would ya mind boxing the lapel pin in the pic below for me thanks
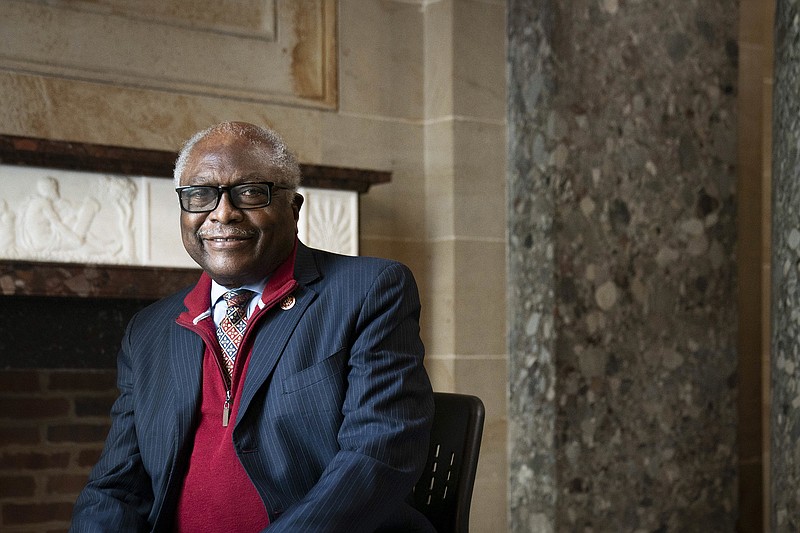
[280,295,296,310]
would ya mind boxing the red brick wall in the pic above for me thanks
[0,369,116,533]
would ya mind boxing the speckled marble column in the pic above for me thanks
[507,1,738,531]
[507,2,558,528]
[771,1,800,531]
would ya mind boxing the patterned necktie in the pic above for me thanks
[216,289,254,379]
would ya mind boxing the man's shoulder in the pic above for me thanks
[301,241,400,267]
[133,283,195,323]
[301,247,419,301]
[306,246,410,277]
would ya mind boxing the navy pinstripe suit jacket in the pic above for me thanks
[70,242,435,532]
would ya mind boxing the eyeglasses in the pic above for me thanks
[175,182,291,213]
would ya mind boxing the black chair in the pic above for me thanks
[411,392,485,533]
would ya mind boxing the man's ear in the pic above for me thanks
[292,193,304,221]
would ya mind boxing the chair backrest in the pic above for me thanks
[411,392,485,533]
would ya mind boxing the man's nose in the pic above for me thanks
[209,190,243,223]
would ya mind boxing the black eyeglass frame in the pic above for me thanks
[175,181,294,213]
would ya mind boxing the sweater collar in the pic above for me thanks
[179,239,302,325]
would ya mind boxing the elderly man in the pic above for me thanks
[70,122,435,532]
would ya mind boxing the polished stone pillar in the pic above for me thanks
[507,1,738,531]
[507,2,558,528]
[771,1,800,531]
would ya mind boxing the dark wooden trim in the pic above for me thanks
[0,135,176,178]
[0,260,201,300]
[300,163,391,193]
[0,134,391,193]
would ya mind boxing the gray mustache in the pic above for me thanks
[197,227,256,239]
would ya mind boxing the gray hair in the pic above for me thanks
[173,122,302,189]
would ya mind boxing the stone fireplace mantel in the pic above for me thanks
[0,134,391,368]
[0,134,391,275]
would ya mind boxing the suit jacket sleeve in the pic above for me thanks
[267,261,434,532]
[69,316,154,532]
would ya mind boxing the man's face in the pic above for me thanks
[179,132,300,288]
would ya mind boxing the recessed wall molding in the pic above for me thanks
[0,0,338,108]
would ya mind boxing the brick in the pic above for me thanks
[47,424,109,444]
[0,452,70,470]
[0,398,70,419]
[0,475,36,498]
[74,395,116,418]
[3,501,74,525]
[46,473,88,495]
[0,425,41,446]
[76,449,102,468]
[48,371,116,393]
[0,371,41,394]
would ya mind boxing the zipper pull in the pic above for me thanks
[222,389,231,427]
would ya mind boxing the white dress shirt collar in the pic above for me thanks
[210,278,268,327]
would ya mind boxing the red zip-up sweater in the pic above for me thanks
[173,247,298,532]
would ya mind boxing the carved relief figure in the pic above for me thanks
[16,177,101,255]
[100,175,136,258]
[0,199,16,255]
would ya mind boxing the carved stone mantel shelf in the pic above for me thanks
[0,135,391,289]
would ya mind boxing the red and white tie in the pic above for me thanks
[216,289,254,379]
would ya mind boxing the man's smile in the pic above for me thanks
[203,235,253,249]
[206,236,248,241]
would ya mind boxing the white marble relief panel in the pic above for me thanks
[0,167,131,263]
[145,178,196,268]
[0,165,359,267]
[0,0,337,108]
[0,165,145,265]
[298,187,358,256]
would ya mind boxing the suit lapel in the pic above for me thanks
[235,243,320,425]
[235,286,316,424]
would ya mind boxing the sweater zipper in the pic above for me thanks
[178,279,298,428]
[222,388,232,427]
[199,327,233,428]
[183,315,244,428]
[211,346,233,427]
